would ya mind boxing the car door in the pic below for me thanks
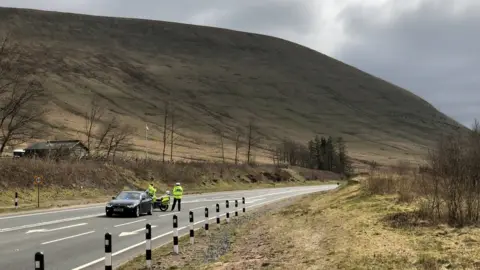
[140,193,150,213]
[139,194,147,213]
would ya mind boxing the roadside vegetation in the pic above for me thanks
[116,120,480,269]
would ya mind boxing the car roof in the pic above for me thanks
[120,191,144,194]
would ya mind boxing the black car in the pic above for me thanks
[106,191,153,217]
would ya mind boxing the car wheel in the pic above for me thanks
[147,204,153,215]
[106,211,113,217]
[134,206,140,217]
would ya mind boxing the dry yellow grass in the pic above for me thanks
[198,182,480,270]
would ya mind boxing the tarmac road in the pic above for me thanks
[0,185,337,270]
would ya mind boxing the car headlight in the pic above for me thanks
[106,203,112,207]
[127,204,138,208]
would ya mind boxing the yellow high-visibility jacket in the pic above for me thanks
[172,186,183,199]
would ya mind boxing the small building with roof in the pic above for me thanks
[23,140,89,159]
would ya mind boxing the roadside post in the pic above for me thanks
[34,176,42,208]
[226,200,230,223]
[34,252,44,270]
[105,233,112,270]
[173,215,179,254]
[242,197,246,213]
[204,207,209,235]
[189,211,194,244]
[146,224,152,269]
[15,192,18,209]
[235,200,238,217]
[216,203,220,225]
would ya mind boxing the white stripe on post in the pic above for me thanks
[34,251,44,270]
[173,215,179,254]
[226,200,230,223]
[189,211,194,244]
[146,224,152,268]
[204,207,209,235]
[216,203,220,225]
[105,233,112,270]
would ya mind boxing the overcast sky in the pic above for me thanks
[0,0,478,126]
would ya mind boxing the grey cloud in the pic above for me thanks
[205,0,316,35]
[337,0,480,126]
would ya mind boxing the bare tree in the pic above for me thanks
[96,116,118,155]
[234,127,243,165]
[213,126,226,164]
[162,100,169,163]
[0,36,47,154]
[246,118,261,164]
[110,124,135,163]
[270,146,281,167]
[168,105,184,162]
[84,97,104,153]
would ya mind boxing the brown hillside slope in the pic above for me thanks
[0,7,464,164]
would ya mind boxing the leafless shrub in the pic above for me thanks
[0,35,48,154]
[418,121,480,226]
[364,119,480,227]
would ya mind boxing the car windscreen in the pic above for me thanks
[115,192,141,200]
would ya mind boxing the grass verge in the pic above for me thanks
[181,180,480,270]
[116,192,316,270]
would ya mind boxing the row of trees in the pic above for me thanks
[272,135,353,176]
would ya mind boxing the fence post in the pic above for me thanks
[235,200,238,217]
[34,252,44,270]
[105,233,112,270]
[204,207,209,235]
[173,215,179,254]
[242,197,245,213]
[189,211,194,244]
[15,192,18,209]
[146,224,152,269]
[216,203,220,225]
[226,200,230,223]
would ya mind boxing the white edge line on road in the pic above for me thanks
[113,219,147,228]
[41,231,95,245]
[0,205,105,220]
[0,213,104,233]
[71,187,336,270]
[26,222,88,234]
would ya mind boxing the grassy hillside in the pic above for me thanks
[0,7,464,165]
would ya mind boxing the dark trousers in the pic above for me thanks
[171,198,181,211]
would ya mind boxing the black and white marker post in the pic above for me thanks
[15,192,18,209]
[173,215,179,254]
[216,203,220,225]
[189,211,194,244]
[226,200,230,223]
[146,224,152,269]
[242,197,246,213]
[235,199,238,217]
[105,233,112,270]
[34,252,44,270]
[204,207,209,235]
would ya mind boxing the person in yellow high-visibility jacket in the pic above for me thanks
[171,182,183,211]
[147,183,157,203]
